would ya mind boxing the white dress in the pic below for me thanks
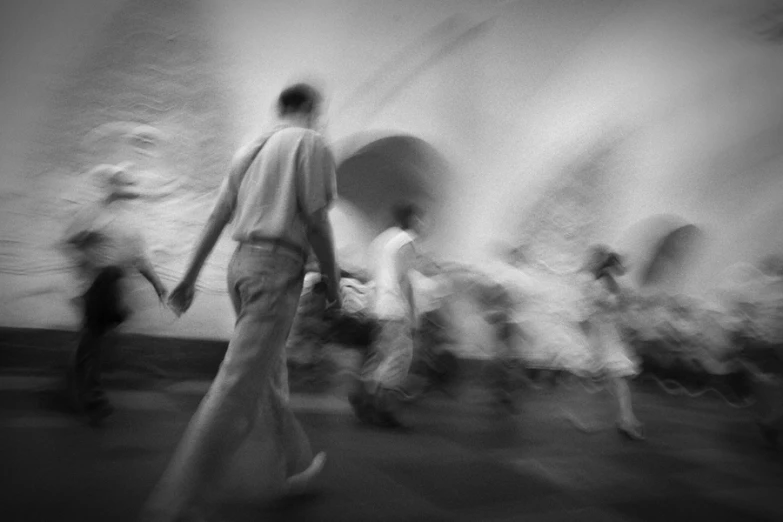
[490,262,638,377]
[581,277,640,377]
[479,261,590,372]
[518,270,596,374]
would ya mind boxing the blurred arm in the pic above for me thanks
[305,208,341,304]
[299,134,341,305]
[397,242,417,325]
[179,140,263,285]
[137,256,167,299]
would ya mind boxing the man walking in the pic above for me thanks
[141,83,341,521]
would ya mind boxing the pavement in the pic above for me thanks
[2,368,783,522]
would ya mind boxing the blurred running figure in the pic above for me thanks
[738,255,783,448]
[141,83,341,521]
[350,203,425,429]
[582,245,644,440]
[62,164,167,424]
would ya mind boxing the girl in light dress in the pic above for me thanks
[579,246,644,440]
[498,245,644,440]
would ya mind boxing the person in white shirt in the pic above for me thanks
[350,203,425,429]
[62,165,167,423]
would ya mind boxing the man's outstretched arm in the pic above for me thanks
[138,256,168,301]
[299,133,341,308]
[180,212,231,285]
[397,242,417,325]
[305,207,341,307]
[168,141,261,313]
[168,202,232,315]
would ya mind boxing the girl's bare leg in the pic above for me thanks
[611,376,644,439]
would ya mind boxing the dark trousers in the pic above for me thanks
[71,330,108,410]
[70,266,127,411]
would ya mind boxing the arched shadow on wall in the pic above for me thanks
[334,132,450,240]
[617,214,704,292]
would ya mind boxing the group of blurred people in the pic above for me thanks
[472,246,783,446]
[329,228,783,449]
[60,81,783,522]
[279,205,649,439]
[722,256,783,447]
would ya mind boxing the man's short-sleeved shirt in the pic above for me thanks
[215,125,337,253]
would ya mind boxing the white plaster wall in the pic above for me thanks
[1,0,782,340]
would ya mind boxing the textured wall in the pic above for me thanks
[0,0,238,336]
[2,0,783,341]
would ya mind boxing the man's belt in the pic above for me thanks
[241,237,308,261]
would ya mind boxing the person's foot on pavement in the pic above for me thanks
[349,392,375,425]
[86,399,115,426]
[66,375,84,414]
[373,408,410,431]
[284,451,327,496]
[617,419,645,441]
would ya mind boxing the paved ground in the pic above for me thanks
[1,373,782,522]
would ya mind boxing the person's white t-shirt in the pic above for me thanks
[370,227,415,320]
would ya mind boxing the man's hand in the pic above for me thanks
[326,290,343,315]
[322,275,343,315]
[168,280,196,317]
[155,284,169,304]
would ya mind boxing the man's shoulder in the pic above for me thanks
[374,227,400,243]
[375,227,414,251]
[233,126,313,161]
[391,228,415,245]
[272,126,322,142]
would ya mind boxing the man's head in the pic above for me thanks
[277,83,323,128]
[392,202,425,234]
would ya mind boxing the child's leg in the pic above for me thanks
[612,377,637,425]
[611,375,644,440]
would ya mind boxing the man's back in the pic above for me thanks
[228,126,336,255]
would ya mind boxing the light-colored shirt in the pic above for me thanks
[213,125,337,254]
[63,201,148,291]
[370,227,416,320]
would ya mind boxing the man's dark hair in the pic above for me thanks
[392,203,421,230]
[277,83,321,116]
